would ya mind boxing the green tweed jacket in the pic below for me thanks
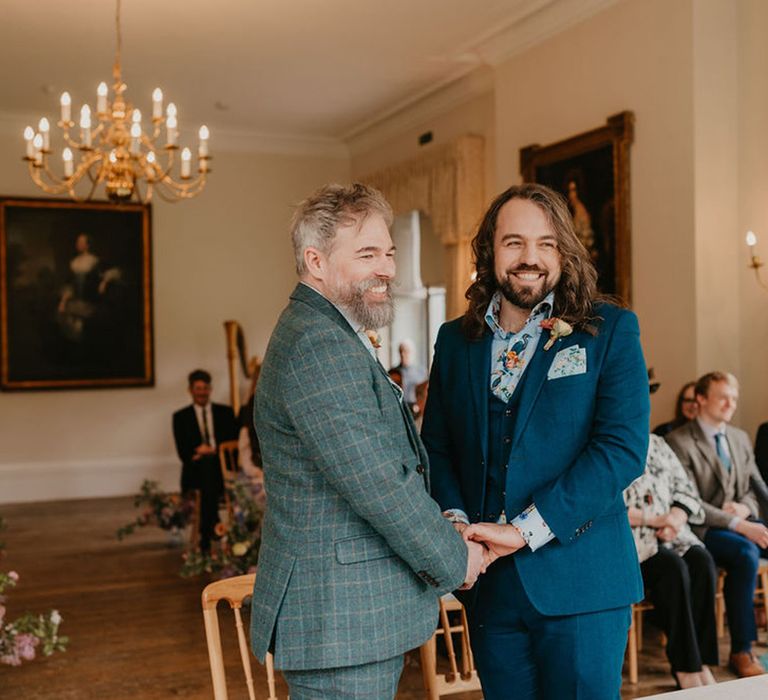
[250,283,467,671]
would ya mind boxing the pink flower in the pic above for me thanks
[8,571,19,582]
[15,633,39,661]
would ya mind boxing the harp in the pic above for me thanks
[223,320,260,416]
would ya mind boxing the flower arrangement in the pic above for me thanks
[180,476,266,580]
[0,518,68,666]
[116,480,195,540]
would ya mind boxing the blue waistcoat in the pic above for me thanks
[485,373,527,521]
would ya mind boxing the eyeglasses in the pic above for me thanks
[681,398,697,404]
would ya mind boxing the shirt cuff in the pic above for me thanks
[511,503,555,552]
[727,516,742,531]
[442,509,470,525]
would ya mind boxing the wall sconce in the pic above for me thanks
[746,230,767,290]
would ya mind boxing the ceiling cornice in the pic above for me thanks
[343,0,622,152]
[345,67,494,158]
[476,0,623,66]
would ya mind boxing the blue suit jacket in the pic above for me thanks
[422,302,649,615]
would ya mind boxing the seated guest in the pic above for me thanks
[667,371,768,678]
[625,434,718,688]
[390,339,426,412]
[172,369,238,551]
[237,366,264,481]
[755,421,768,484]
[654,381,697,437]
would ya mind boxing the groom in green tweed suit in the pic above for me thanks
[250,184,485,699]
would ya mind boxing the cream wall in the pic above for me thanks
[737,0,768,439]
[0,129,349,503]
[348,0,767,435]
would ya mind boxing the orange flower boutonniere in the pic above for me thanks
[540,317,573,351]
[365,329,382,349]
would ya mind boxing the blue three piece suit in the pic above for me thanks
[422,302,650,699]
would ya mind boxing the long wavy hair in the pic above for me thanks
[463,183,610,340]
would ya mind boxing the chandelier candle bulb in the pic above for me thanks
[38,118,50,151]
[166,102,177,119]
[80,105,92,147]
[33,133,43,164]
[62,147,73,177]
[97,82,108,114]
[60,91,71,123]
[166,114,178,146]
[746,230,757,251]
[152,88,163,120]
[180,147,191,178]
[132,109,142,123]
[130,122,142,155]
[198,125,209,157]
[23,126,35,158]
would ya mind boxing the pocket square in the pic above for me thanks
[547,345,587,380]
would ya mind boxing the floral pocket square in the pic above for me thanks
[547,345,587,380]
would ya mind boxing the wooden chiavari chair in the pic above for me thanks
[419,594,481,699]
[201,573,284,700]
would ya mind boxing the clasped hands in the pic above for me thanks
[458,521,527,589]
[192,443,216,460]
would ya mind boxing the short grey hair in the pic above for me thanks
[291,183,393,275]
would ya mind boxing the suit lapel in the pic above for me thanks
[511,334,559,447]
[291,282,360,344]
[468,333,492,464]
[691,421,729,493]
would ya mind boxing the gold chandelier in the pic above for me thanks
[22,0,210,204]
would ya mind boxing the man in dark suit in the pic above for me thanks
[666,371,768,677]
[422,183,650,699]
[172,369,238,550]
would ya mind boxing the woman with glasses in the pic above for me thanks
[654,381,698,437]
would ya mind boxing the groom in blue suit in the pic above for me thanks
[422,184,650,698]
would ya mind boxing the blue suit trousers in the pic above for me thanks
[466,557,631,699]
[704,526,768,654]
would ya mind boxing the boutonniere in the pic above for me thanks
[364,329,381,349]
[540,317,573,351]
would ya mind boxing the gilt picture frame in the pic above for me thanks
[520,111,634,303]
[0,198,153,390]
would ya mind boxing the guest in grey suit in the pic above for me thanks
[249,184,486,700]
[666,371,768,678]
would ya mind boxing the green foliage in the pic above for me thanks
[116,480,194,540]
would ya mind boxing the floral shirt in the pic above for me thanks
[623,434,705,563]
[486,291,553,402]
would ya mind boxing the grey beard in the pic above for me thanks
[333,279,394,330]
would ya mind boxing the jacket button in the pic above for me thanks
[503,437,512,444]
[416,464,425,475]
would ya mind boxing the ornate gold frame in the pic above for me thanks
[520,111,634,304]
[0,197,153,390]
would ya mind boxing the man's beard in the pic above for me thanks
[498,266,557,309]
[331,277,394,330]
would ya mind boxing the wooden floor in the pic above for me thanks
[0,497,763,699]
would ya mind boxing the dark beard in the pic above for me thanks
[333,278,394,330]
[498,270,556,310]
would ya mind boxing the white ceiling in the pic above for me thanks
[0,0,612,144]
